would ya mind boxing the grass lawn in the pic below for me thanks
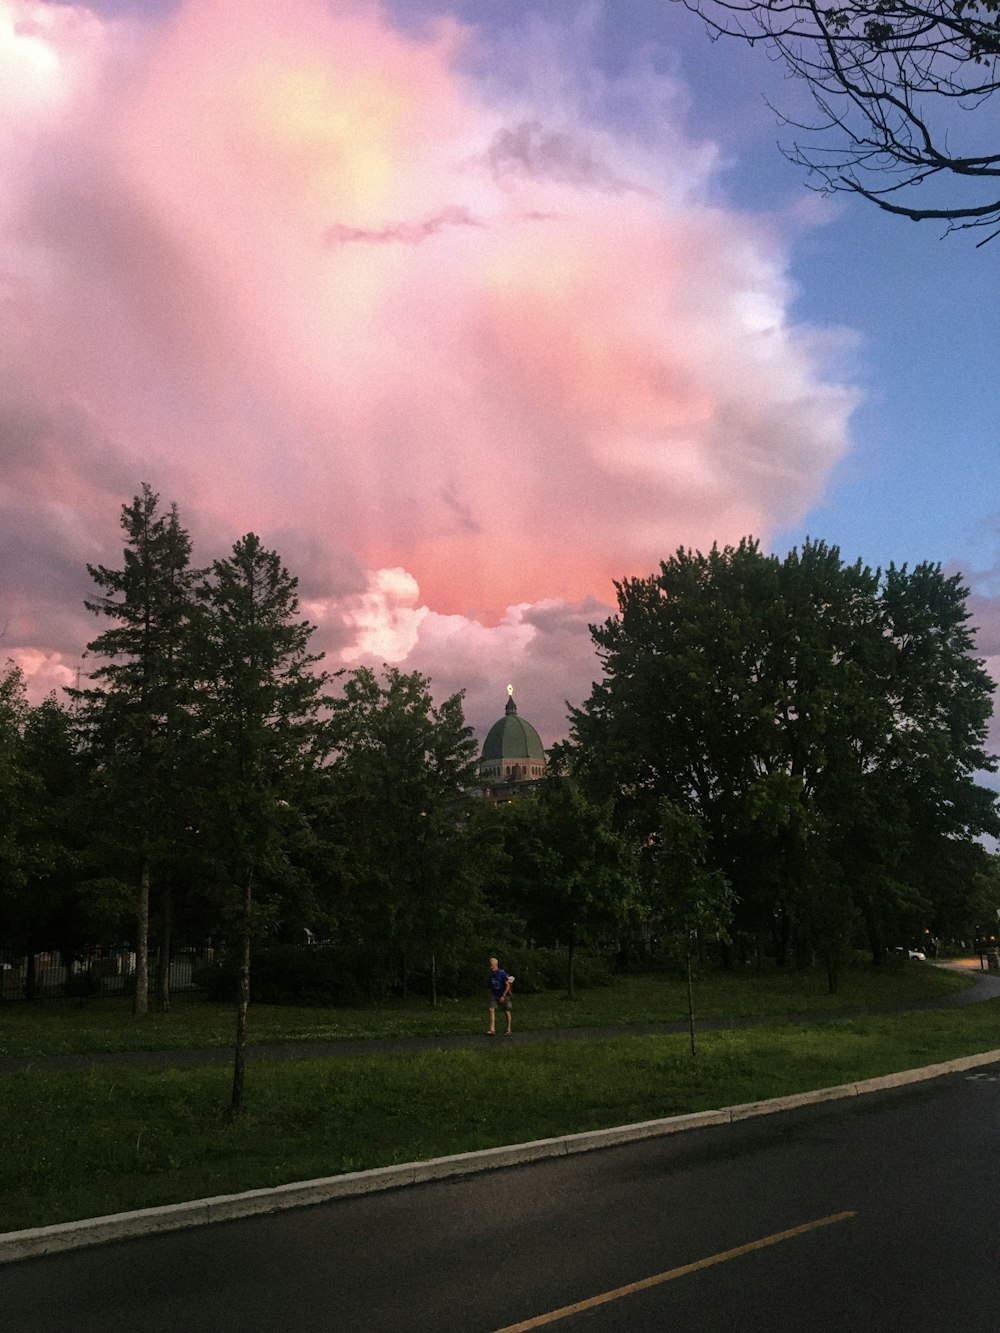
[0,961,970,1060]
[0,963,994,1234]
[2,1002,1000,1234]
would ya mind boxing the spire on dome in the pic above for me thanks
[505,683,517,716]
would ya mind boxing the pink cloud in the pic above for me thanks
[1,0,859,746]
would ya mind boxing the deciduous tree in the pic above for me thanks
[677,0,1000,241]
[566,539,998,966]
[653,799,735,1052]
[501,777,641,997]
[0,665,41,984]
[326,667,481,999]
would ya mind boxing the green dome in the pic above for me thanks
[481,694,545,763]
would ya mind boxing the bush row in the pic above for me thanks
[192,943,614,1007]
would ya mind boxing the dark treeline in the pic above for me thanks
[0,488,638,1047]
[3,493,1000,1041]
[560,538,1000,990]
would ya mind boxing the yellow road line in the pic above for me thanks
[493,1210,857,1333]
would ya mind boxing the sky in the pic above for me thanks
[2,0,999,756]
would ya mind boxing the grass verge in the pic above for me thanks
[2,996,998,1235]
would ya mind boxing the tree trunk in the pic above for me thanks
[156,880,172,1013]
[567,936,576,999]
[718,938,736,972]
[775,902,790,969]
[794,935,815,972]
[230,866,253,1118]
[755,930,767,972]
[430,950,437,1008]
[686,947,697,1056]
[864,910,885,966]
[133,857,150,1017]
[825,947,838,995]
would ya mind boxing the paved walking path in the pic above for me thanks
[4,961,998,1076]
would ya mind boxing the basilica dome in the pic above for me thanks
[479,687,546,785]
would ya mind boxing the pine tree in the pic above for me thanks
[195,533,330,1114]
[73,485,201,1015]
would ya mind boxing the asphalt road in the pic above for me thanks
[7,1065,1000,1333]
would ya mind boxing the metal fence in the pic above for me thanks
[0,945,207,1001]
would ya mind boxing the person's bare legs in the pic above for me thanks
[487,1003,496,1034]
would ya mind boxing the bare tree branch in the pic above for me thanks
[678,0,1000,239]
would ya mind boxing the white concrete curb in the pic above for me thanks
[4,1047,999,1265]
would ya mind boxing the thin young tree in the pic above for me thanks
[654,799,735,1055]
[196,533,329,1116]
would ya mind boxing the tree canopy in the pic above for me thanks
[678,0,1000,241]
[565,539,999,964]
[7,492,1000,1019]
[326,666,482,998]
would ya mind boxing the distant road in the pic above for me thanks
[7,1066,1000,1331]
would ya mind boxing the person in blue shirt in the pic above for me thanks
[487,956,513,1035]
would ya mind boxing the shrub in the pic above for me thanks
[408,945,615,999]
[194,945,384,1007]
[64,970,102,1001]
[191,957,236,1001]
[193,942,615,1007]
